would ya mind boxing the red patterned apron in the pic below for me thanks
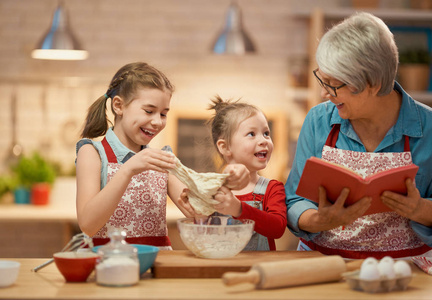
[300,124,430,259]
[92,138,172,249]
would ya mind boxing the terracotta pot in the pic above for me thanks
[31,182,51,205]
[398,64,430,91]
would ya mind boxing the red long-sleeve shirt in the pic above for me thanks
[235,180,287,251]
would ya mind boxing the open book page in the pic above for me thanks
[295,157,419,215]
[317,158,362,177]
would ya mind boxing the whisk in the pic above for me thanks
[32,233,93,272]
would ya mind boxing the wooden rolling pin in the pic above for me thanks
[222,255,360,289]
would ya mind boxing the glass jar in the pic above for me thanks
[95,230,139,287]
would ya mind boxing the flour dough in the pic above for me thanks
[168,155,228,216]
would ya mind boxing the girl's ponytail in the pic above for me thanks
[80,94,112,138]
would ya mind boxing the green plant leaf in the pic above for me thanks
[399,49,432,65]
[10,152,57,187]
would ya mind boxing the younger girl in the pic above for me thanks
[75,63,248,249]
[181,96,287,250]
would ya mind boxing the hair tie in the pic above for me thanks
[104,93,109,99]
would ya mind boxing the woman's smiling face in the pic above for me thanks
[316,69,375,121]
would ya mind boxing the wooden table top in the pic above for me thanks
[1,255,431,300]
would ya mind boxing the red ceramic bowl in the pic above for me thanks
[53,251,99,282]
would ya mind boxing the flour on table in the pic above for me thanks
[168,155,228,216]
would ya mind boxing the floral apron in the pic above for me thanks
[299,124,430,259]
[92,138,172,250]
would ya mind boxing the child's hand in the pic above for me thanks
[213,186,242,217]
[177,188,196,216]
[177,188,209,221]
[222,164,250,190]
[124,148,175,176]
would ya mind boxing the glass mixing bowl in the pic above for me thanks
[177,217,255,259]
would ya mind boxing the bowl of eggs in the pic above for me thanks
[343,256,413,293]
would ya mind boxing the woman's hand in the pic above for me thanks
[381,178,432,226]
[122,148,175,176]
[222,164,250,190]
[299,186,372,233]
[213,186,242,217]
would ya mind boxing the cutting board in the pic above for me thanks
[152,250,324,278]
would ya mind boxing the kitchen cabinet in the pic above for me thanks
[0,220,79,258]
[0,178,80,258]
[290,7,432,109]
[0,178,298,257]
[0,177,187,258]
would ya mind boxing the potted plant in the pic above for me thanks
[0,175,15,204]
[398,48,431,91]
[11,152,56,205]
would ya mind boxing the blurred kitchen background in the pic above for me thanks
[1,0,432,257]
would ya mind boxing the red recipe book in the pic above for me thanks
[295,157,419,215]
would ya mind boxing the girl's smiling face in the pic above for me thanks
[223,112,273,173]
[113,87,171,152]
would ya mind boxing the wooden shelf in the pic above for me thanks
[291,7,432,21]
[407,90,432,106]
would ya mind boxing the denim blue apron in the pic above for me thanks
[243,176,271,251]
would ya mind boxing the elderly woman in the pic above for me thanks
[285,12,432,259]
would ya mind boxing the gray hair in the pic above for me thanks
[316,12,398,96]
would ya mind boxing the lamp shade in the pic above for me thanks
[211,1,256,55]
[31,3,88,60]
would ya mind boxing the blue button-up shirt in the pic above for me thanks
[285,82,432,246]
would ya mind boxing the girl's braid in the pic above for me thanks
[106,71,130,96]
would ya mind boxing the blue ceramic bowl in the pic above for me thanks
[92,244,159,275]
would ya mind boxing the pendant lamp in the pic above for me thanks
[211,1,256,55]
[31,3,88,60]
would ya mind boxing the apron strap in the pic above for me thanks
[404,135,410,152]
[325,124,341,147]
[251,176,270,202]
[245,177,272,251]
[253,176,270,195]
[102,137,118,163]
[325,124,411,152]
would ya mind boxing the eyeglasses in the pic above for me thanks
[313,68,347,97]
